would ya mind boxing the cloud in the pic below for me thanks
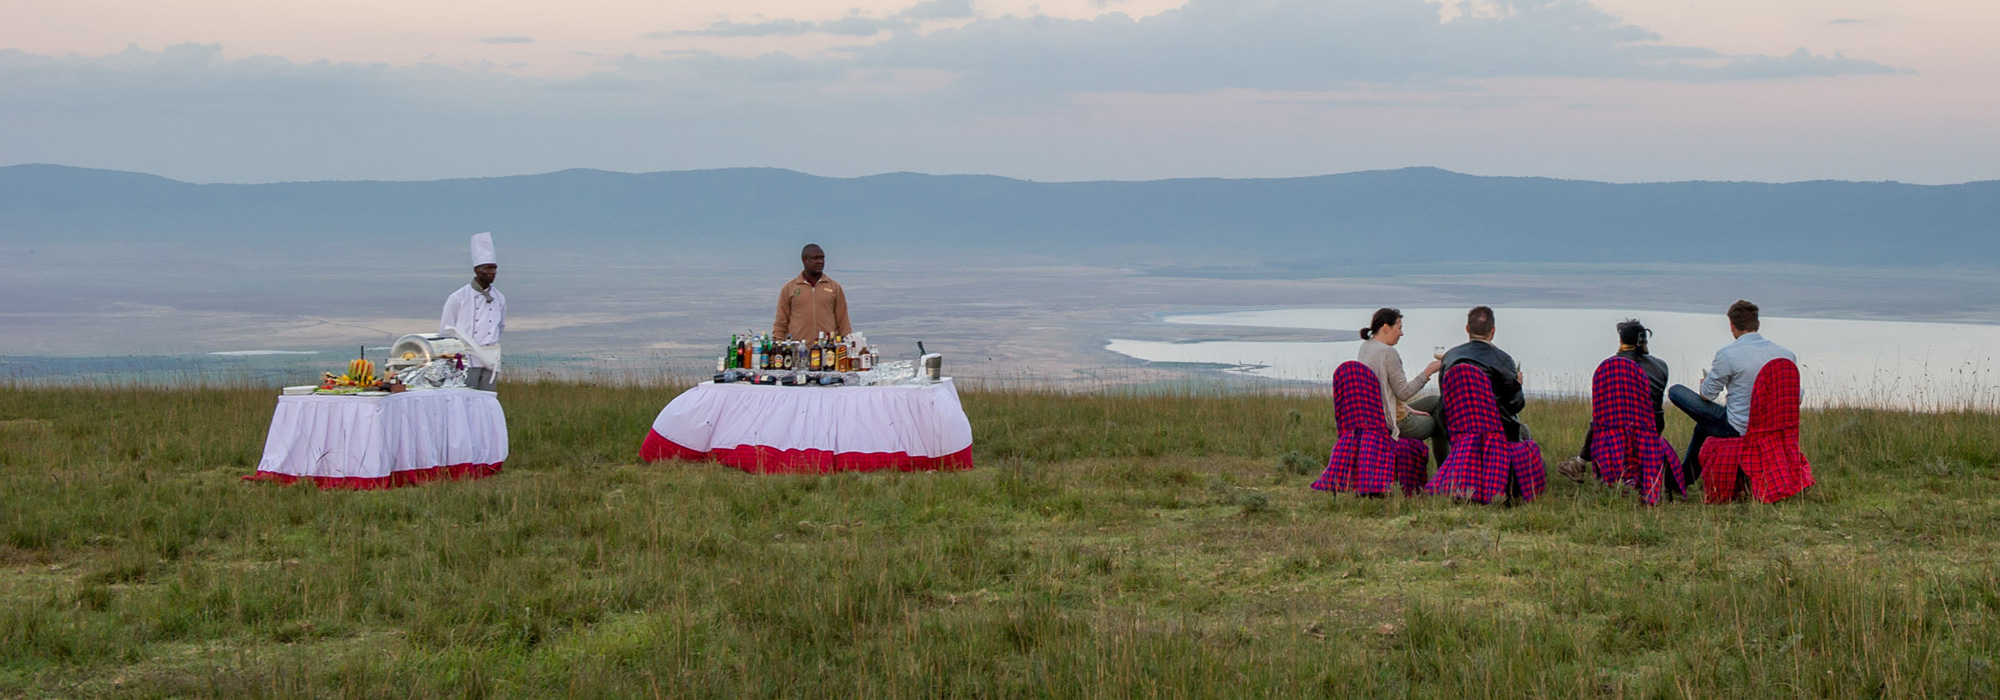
[900,0,977,20]
[1700,48,1907,80]
[475,36,535,44]
[615,51,851,86]
[644,0,975,38]
[0,0,1909,112]
[0,0,1921,183]
[846,0,1903,93]
[659,16,905,38]
[0,42,895,182]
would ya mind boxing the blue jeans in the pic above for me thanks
[1669,385,1739,482]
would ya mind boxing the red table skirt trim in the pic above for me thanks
[640,431,973,474]
[242,462,504,490]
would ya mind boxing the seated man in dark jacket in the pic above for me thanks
[1557,319,1670,481]
[1407,305,1528,464]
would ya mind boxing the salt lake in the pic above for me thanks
[1107,308,2000,410]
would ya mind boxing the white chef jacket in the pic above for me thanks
[441,284,506,368]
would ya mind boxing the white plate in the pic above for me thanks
[282,385,317,396]
[355,391,391,396]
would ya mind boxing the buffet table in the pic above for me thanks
[245,389,508,489]
[640,379,974,474]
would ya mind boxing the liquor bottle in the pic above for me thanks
[810,333,823,372]
[834,335,848,372]
[726,334,739,369]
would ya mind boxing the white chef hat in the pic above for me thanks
[470,232,497,267]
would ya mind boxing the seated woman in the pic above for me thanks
[1357,308,1443,445]
[1558,319,1670,482]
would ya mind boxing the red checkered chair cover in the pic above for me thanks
[1700,358,1813,504]
[1424,363,1545,504]
[1588,357,1683,506]
[1313,362,1430,496]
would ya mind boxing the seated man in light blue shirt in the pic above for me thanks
[1668,300,1797,485]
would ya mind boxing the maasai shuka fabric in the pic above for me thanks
[1425,363,1546,504]
[1700,358,1813,504]
[1588,357,1683,506]
[1313,362,1430,496]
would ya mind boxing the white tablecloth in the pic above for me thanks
[641,379,974,473]
[248,390,509,489]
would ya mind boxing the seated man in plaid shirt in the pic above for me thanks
[1668,300,1797,484]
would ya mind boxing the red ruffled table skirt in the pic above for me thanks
[640,379,975,474]
[245,389,508,490]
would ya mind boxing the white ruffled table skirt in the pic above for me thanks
[246,390,509,489]
[641,379,974,474]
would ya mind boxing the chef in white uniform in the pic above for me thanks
[441,232,506,391]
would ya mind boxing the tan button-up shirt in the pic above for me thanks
[773,273,852,340]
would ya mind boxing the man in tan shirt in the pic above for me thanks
[773,243,853,340]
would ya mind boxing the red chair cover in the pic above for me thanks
[1424,363,1545,504]
[1587,357,1683,506]
[1313,361,1430,496]
[1700,358,1812,504]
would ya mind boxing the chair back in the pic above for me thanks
[1746,358,1802,433]
[1442,363,1503,435]
[1332,361,1390,433]
[1590,357,1655,433]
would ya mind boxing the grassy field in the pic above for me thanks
[2,381,1999,698]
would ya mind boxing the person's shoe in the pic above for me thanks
[1556,456,1594,483]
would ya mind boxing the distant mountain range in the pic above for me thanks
[3,164,1995,269]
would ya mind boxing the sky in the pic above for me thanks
[2,0,1996,184]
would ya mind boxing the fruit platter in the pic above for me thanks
[317,359,385,395]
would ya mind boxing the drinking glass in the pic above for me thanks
[1432,346,1446,360]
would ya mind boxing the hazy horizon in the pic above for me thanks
[11,162,2000,188]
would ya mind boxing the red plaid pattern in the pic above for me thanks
[1588,357,1683,506]
[1314,362,1429,496]
[1424,363,1546,504]
[1700,358,1812,504]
